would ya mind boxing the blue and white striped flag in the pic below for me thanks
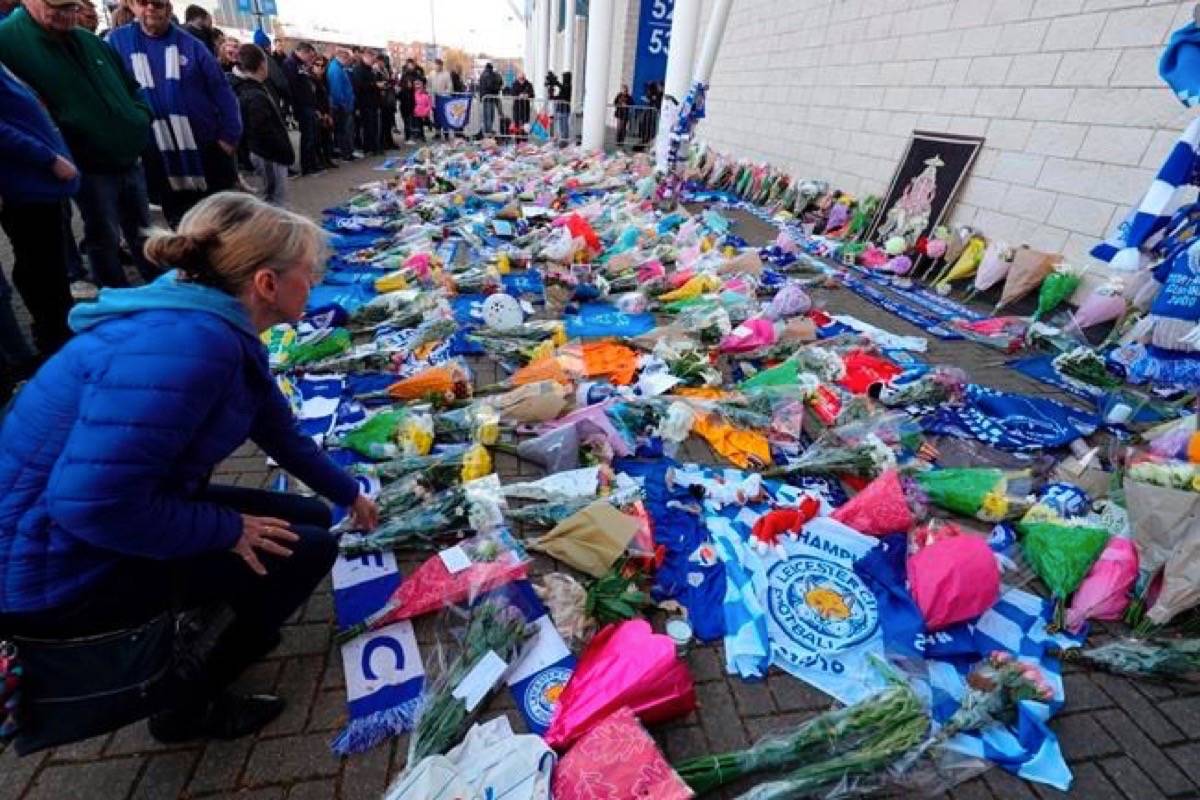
[924,586,1084,791]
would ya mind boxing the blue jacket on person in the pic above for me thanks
[0,272,360,614]
[327,57,354,113]
[0,62,79,204]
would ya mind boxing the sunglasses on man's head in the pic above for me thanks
[136,0,168,9]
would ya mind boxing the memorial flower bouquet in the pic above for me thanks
[896,651,1053,773]
[673,658,927,797]
[406,598,534,763]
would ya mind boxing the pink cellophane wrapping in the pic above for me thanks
[1065,536,1138,633]
[907,534,1000,631]
[719,318,777,353]
[831,469,916,536]
[543,619,697,750]
[388,553,527,621]
[551,707,693,800]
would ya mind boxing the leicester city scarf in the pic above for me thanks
[120,26,206,192]
[329,549,425,755]
[924,587,1083,791]
[1092,116,1200,271]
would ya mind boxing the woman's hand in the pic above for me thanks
[349,493,379,531]
[51,156,78,182]
[233,515,299,576]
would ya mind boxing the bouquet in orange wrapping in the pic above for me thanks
[386,361,472,402]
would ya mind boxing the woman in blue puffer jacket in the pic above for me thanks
[0,192,378,743]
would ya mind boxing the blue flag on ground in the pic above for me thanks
[924,587,1084,791]
[920,384,1099,451]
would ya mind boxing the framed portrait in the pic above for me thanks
[866,131,985,245]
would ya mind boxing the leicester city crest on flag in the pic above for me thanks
[435,94,473,131]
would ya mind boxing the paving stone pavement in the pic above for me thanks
[3,153,1199,800]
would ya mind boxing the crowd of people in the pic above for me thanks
[0,0,518,397]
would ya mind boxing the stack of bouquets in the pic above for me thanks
[339,473,509,557]
[1123,464,1200,627]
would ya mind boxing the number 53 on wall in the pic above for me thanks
[648,26,672,55]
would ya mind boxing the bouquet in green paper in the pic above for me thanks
[338,409,434,460]
[914,468,1032,523]
[279,327,352,368]
[673,658,927,797]
[1030,264,1082,324]
[1017,513,1110,626]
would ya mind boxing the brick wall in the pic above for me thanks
[691,0,1198,269]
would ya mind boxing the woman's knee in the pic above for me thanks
[287,525,338,579]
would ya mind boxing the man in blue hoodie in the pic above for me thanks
[0,59,78,358]
[327,47,356,162]
[108,0,243,227]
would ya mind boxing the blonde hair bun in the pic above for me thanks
[143,192,325,293]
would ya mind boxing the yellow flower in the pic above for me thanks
[700,237,713,253]
[978,492,1009,522]
[475,418,500,446]
[461,444,492,481]
[496,252,511,275]
[528,339,556,363]
[552,322,567,346]
[375,270,409,293]
[399,417,434,456]
[1192,474,1200,493]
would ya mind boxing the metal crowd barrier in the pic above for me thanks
[460,95,579,144]
[426,94,656,150]
[606,104,660,151]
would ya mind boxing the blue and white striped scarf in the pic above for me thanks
[123,26,207,192]
[1091,116,1200,271]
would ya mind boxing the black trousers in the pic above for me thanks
[297,105,321,174]
[0,485,337,695]
[0,199,74,356]
[358,107,381,154]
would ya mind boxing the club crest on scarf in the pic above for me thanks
[767,553,879,658]
[522,664,572,729]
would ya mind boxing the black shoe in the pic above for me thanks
[149,692,285,743]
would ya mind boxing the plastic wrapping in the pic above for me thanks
[404,594,536,764]
[338,525,529,644]
[831,469,924,536]
[542,619,696,750]
[907,533,1000,631]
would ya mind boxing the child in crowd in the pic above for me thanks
[412,79,432,142]
[229,44,295,206]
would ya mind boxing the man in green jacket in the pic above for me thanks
[0,0,156,287]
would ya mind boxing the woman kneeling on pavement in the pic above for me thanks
[0,192,377,746]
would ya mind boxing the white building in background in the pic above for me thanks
[685,0,1198,269]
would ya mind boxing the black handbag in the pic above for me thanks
[8,612,176,755]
